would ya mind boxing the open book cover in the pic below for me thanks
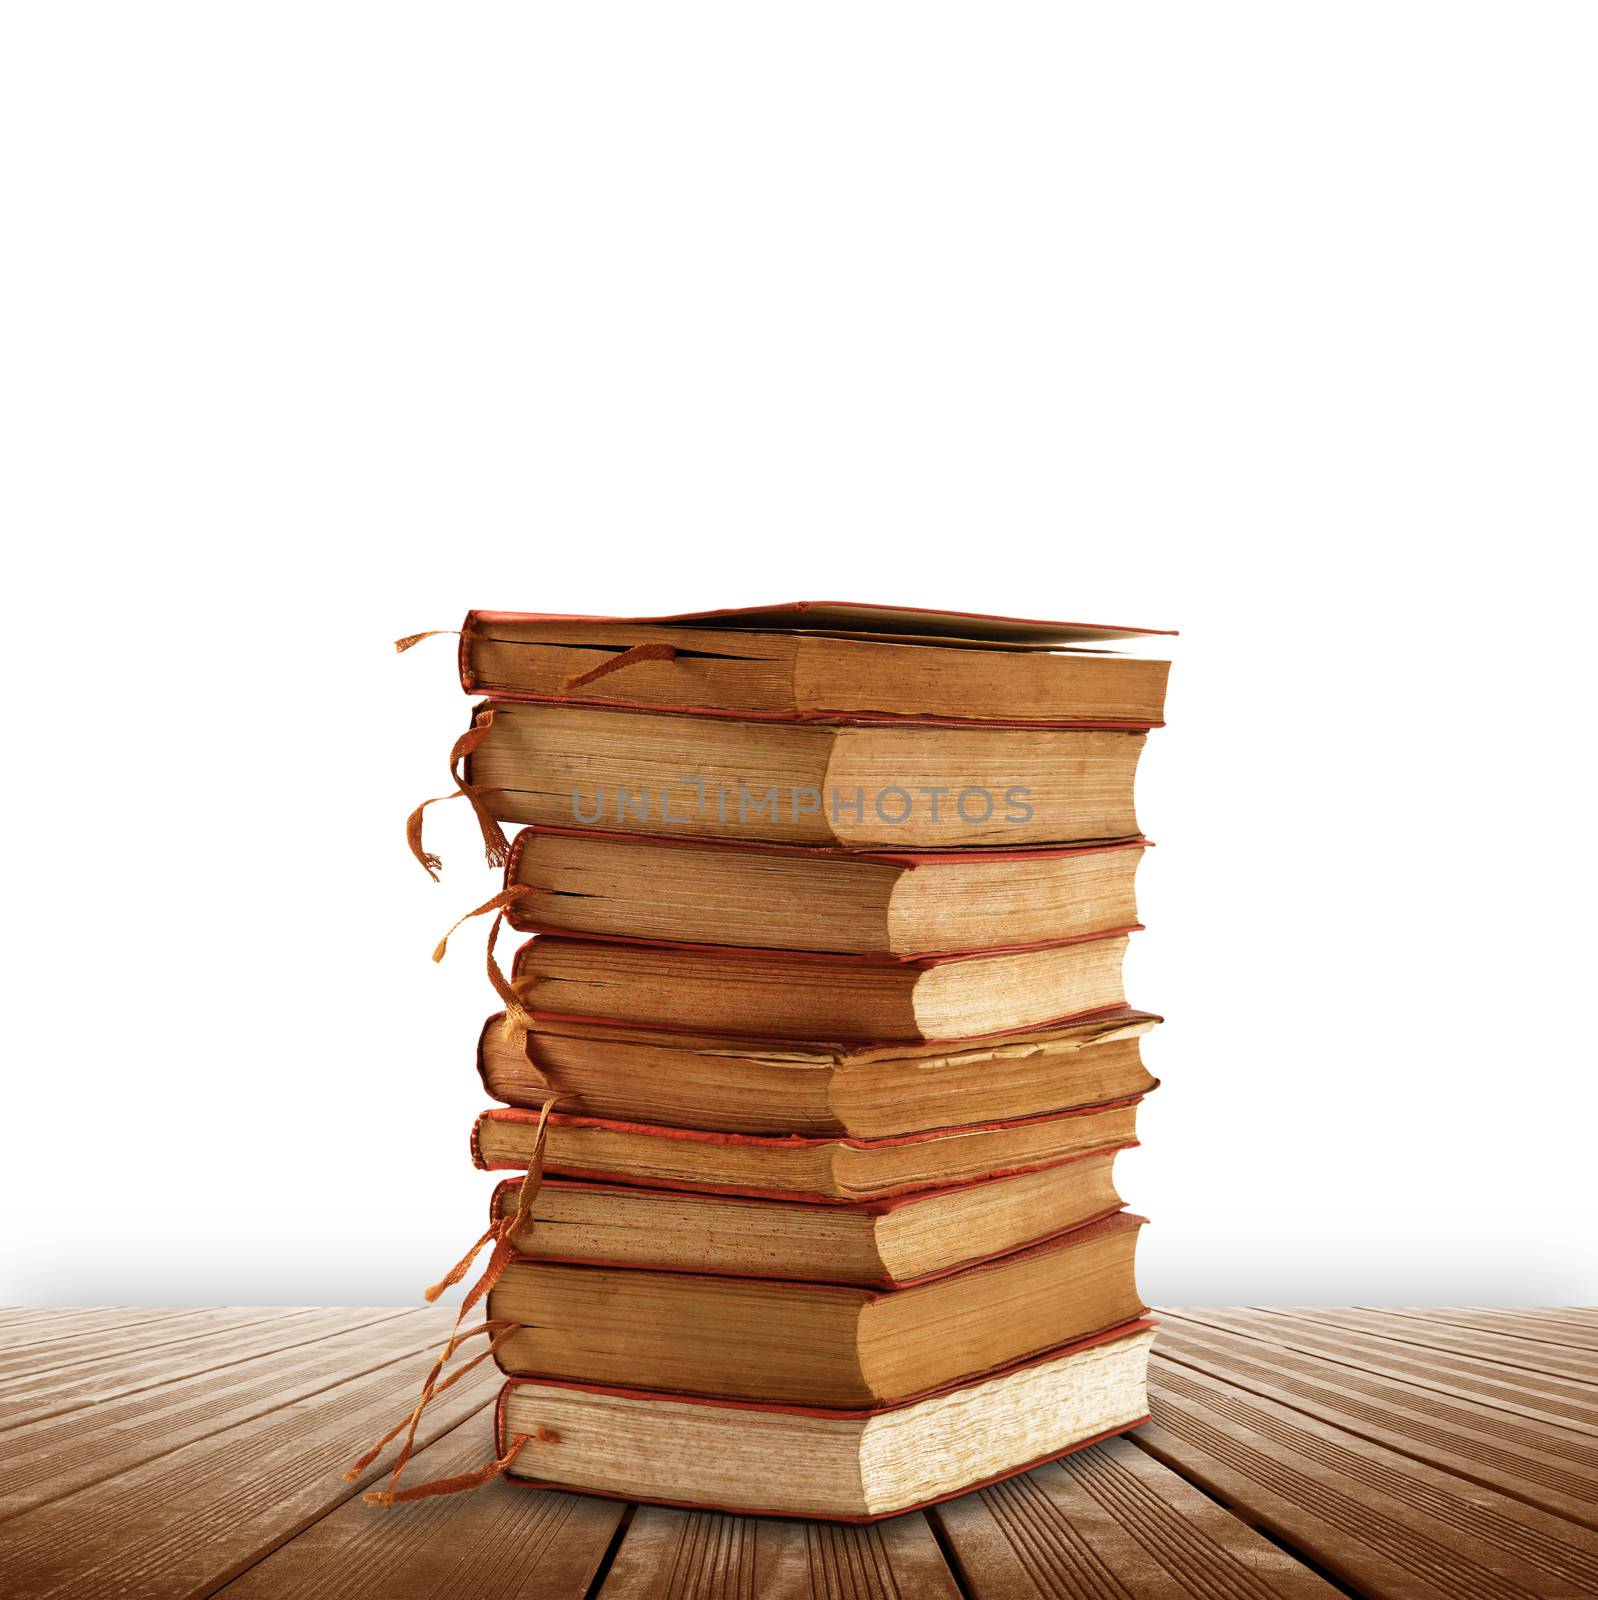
[449,600,1172,726]
[463,599,1176,644]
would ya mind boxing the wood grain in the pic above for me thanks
[597,1505,962,1598]
[934,1434,1343,1598]
[1138,1353,1598,1600]
[0,1310,470,1521]
[1155,1317,1598,1526]
[0,1308,414,1431]
[1259,1307,1598,1384]
[1473,1308,1597,1331]
[0,1307,113,1330]
[215,1426,623,1600]
[1175,1308,1598,1436]
[0,1309,497,1600]
[1367,1308,1598,1358]
[0,1308,275,1377]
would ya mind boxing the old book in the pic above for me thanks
[496,1320,1155,1520]
[466,701,1147,848]
[511,930,1134,1040]
[472,1097,1143,1200]
[494,1148,1127,1286]
[456,602,1170,724]
[478,1008,1160,1137]
[504,826,1145,955]
[488,1210,1145,1405]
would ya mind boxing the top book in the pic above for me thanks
[452,601,1173,726]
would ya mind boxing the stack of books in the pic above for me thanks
[372,601,1172,1521]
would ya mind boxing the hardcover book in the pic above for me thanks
[471,1097,1144,1200]
[491,1148,1128,1285]
[477,1008,1161,1136]
[503,825,1145,955]
[510,929,1137,1040]
[487,1210,1146,1405]
[495,1320,1157,1521]
[452,601,1171,725]
[463,701,1148,848]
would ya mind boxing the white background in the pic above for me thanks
[2,5,1594,1306]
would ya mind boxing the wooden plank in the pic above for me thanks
[1170,1307,1598,1437]
[0,1308,113,1334]
[0,1305,307,1382]
[0,1308,318,1384]
[0,1308,416,1430]
[0,1310,499,1600]
[933,1434,1342,1598]
[1369,1308,1598,1357]
[216,1416,623,1600]
[1156,1318,1598,1527]
[0,1310,464,1521]
[0,1308,237,1367]
[1474,1308,1598,1332]
[1138,1354,1598,1600]
[598,1504,962,1598]
[1262,1307,1598,1385]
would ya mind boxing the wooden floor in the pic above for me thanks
[0,1308,1594,1598]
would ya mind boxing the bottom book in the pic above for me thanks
[492,1320,1155,1521]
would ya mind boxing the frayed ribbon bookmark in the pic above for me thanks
[423,1095,558,1311]
[346,1098,560,1507]
[394,629,459,654]
[560,641,677,691]
[405,709,510,880]
[363,1431,535,1507]
[433,884,545,1042]
[346,1318,517,1499]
